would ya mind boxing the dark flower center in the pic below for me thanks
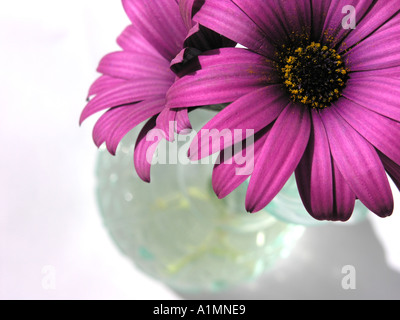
[276,42,349,109]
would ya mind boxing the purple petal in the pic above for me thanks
[310,0,333,40]
[334,97,400,166]
[80,80,171,124]
[295,110,334,220]
[155,108,178,142]
[166,48,279,109]
[122,0,187,61]
[155,107,192,140]
[134,116,164,183]
[320,0,372,48]
[379,151,400,192]
[174,1,236,73]
[175,108,192,134]
[192,0,275,58]
[93,98,165,155]
[343,75,400,122]
[295,110,356,221]
[245,103,311,213]
[170,46,202,74]
[116,25,163,58]
[179,0,196,30]
[188,85,289,160]
[179,0,236,52]
[182,23,236,52]
[87,75,126,98]
[212,125,271,199]
[339,1,400,52]
[98,51,174,82]
[345,14,400,71]
[232,0,312,43]
[349,66,400,78]
[331,161,356,222]
[319,107,393,217]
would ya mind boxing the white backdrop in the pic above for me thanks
[0,0,178,300]
[1,0,400,300]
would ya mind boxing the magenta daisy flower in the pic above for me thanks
[80,0,234,182]
[166,0,400,221]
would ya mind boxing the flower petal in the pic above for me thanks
[87,75,126,98]
[175,108,192,134]
[339,1,400,52]
[154,108,192,145]
[246,103,311,213]
[170,47,202,74]
[183,23,236,52]
[320,107,393,217]
[166,48,279,109]
[192,0,275,58]
[295,110,334,220]
[379,151,400,192]
[212,125,271,199]
[335,97,400,166]
[350,66,400,78]
[188,85,289,160]
[122,0,187,61]
[232,0,312,43]
[331,161,356,222]
[343,75,400,122]
[295,110,357,221]
[80,80,171,124]
[310,0,333,40]
[93,98,165,155]
[98,51,174,82]
[345,14,400,71]
[116,25,163,58]
[320,0,373,48]
[172,20,236,73]
[179,0,196,30]
[133,116,164,183]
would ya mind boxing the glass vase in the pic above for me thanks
[95,109,368,293]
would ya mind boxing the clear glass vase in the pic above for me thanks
[95,109,368,293]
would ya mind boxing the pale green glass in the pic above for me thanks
[95,109,367,292]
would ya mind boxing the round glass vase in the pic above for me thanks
[95,109,368,293]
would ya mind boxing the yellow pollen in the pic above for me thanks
[286,56,296,64]
[301,96,309,104]
[276,41,349,109]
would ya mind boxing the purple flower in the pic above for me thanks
[166,0,400,221]
[80,0,234,182]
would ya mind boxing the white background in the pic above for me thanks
[1,0,400,300]
[0,0,178,300]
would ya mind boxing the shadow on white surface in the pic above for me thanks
[177,220,400,300]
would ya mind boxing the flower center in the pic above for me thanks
[277,42,349,109]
